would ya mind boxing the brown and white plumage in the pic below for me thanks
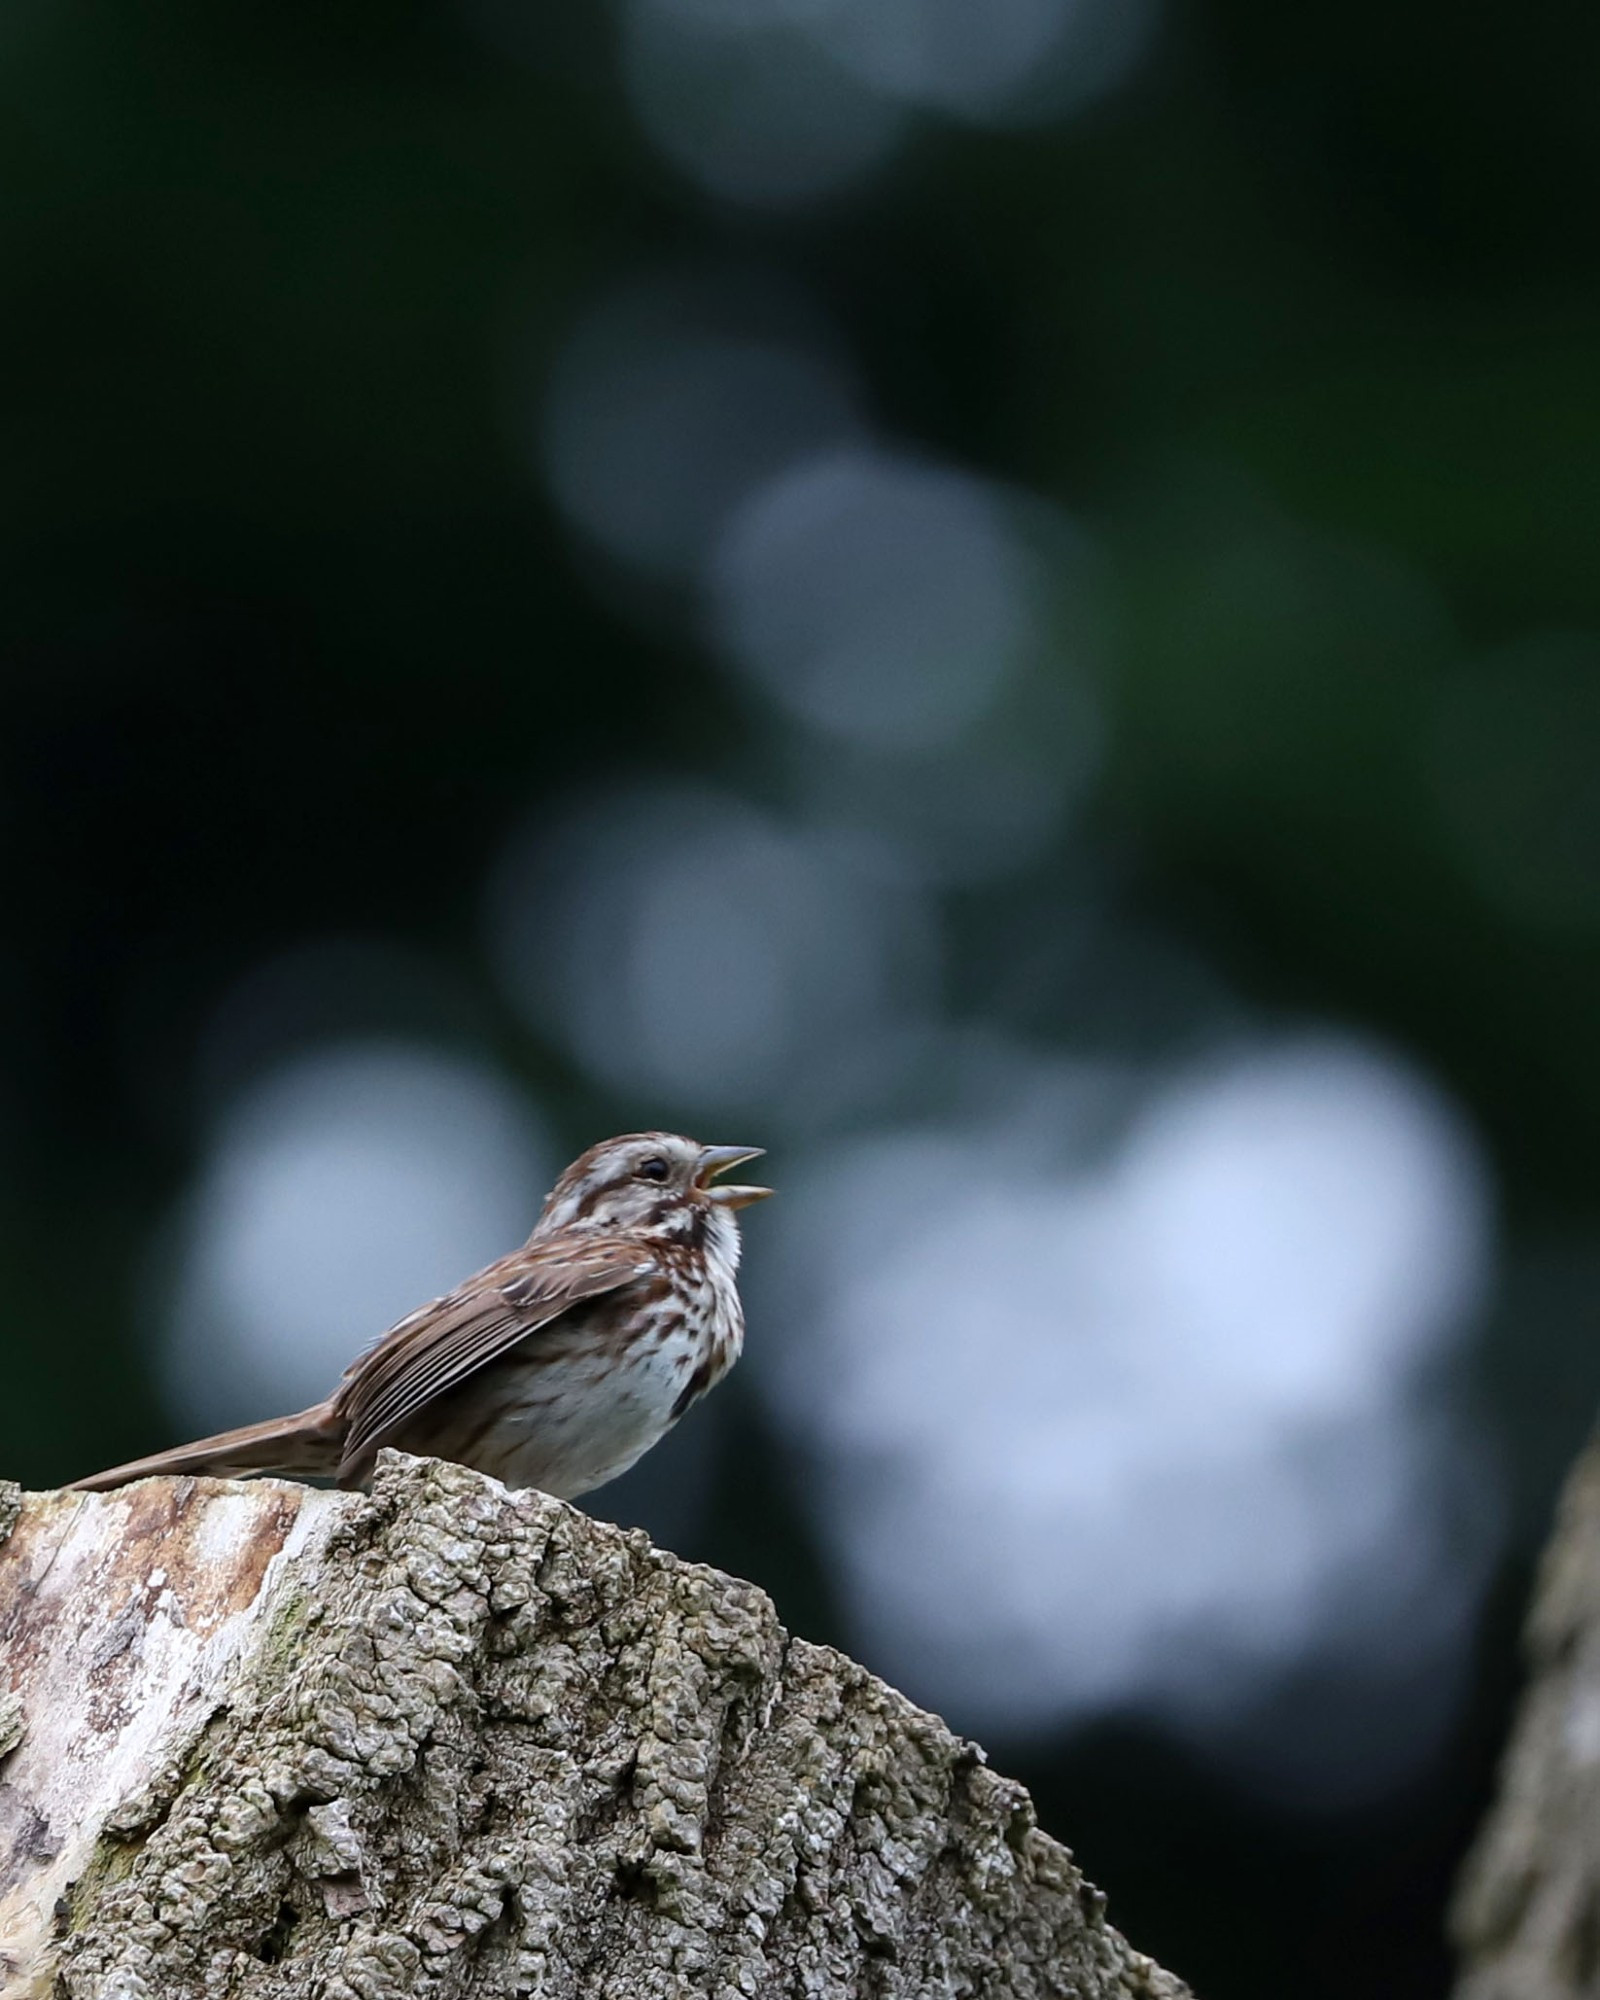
[70,1133,771,1499]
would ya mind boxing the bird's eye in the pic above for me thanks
[637,1156,670,1183]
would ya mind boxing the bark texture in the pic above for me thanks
[0,1453,1188,2000]
[1455,1431,1600,2000]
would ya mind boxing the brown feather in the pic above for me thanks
[331,1236,657,1481]
[67,1405,341,1492]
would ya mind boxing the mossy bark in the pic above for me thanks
[0,1453,1188,2000]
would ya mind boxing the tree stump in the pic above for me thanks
[0,1453,1188,1999]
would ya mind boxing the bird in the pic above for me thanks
[70,1132,771,1500]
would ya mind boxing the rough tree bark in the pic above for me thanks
[1454,1425,1600,2000]
[0,1453,1188,2000]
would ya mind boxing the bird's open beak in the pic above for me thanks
[696,1143,773,1209]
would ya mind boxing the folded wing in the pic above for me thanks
[334,1236,656,1482]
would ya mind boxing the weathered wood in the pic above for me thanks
[0,1453,1188,2000]
[1455,1433,1600,2000]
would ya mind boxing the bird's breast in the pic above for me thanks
[418,1256,743,1500]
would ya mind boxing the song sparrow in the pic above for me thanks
[71,1132,771,1499]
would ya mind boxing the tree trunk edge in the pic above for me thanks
[1453,1431,1600,2000]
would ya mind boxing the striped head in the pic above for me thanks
[532,1132,771,1241]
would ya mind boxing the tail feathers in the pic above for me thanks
[68,1405,342,1493]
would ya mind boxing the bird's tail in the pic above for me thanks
[67,1404,343,1493]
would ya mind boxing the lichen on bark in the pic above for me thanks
[1,1454,1188,2000]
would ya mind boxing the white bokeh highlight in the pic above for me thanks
[621,3,905,210]
[159,1042,552,1434]
[538,274,864,578]
[488,786,938,1121]
[752,1033,1499,1803]
[786,731,1082,884]
[814,0,1083,120]
[620,0,1158,206]
[710,447,1041,754]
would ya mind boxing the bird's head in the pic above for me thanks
[534,1132,772,1240]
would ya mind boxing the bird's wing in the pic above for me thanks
[334,1236,657,1478]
